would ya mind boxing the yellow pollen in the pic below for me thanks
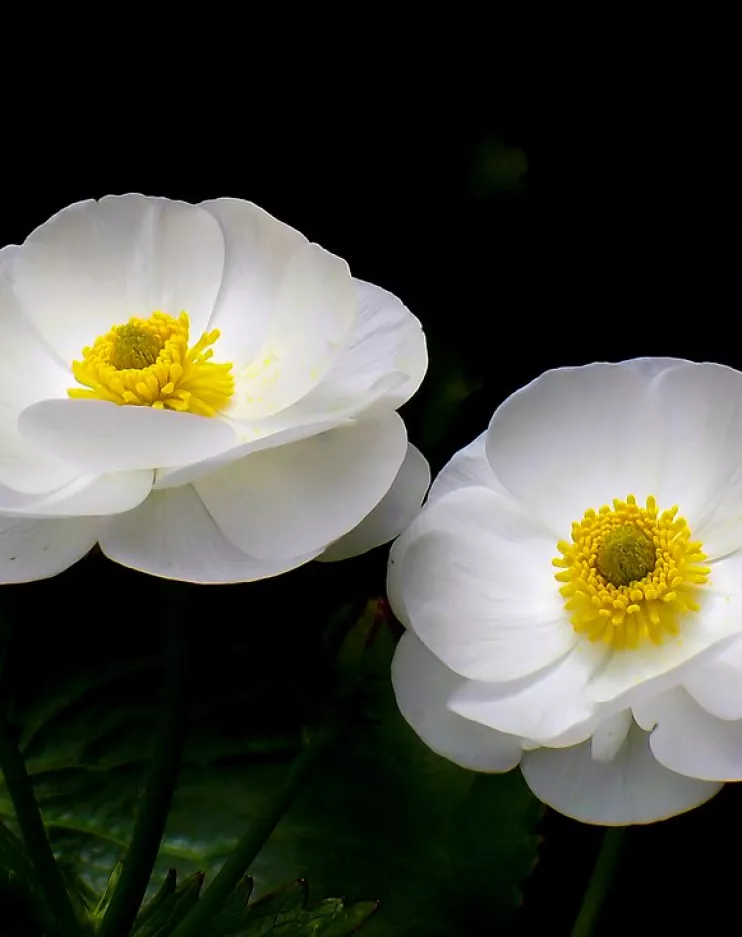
[553,494,711,650]
[68,311,234,417]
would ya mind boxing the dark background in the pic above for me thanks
[1,122,740,936]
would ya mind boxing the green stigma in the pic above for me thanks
[110,324,163,370]
[596,524,656,587]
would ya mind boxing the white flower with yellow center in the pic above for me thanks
[0,195,429,583]
[388,359,742,824]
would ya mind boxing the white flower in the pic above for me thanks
[0,195,428,583]
[388,359,742,825]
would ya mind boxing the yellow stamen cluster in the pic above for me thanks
[68,311,234,417]
[553,495,710,650]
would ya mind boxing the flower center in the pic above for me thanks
[109,324,163,370]
[553,495,711,650]
[68,311,234,417]
[596,524,656,586]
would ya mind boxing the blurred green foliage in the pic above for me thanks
[0,587,541,935]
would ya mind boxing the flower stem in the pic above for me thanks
[0,711,82,937]
[98,584,190,937]
[168,737,326,937]
[0,603,80,937]
[570,828,628,937]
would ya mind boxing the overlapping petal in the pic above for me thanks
[389,359,742,824]
[0,195,427,584]
[521,722,721,825]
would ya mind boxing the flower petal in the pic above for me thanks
[386,525,415,628]
[448,641,606,745]
[521,722,721,824]
[18,399,236,473]
[683,637,742,720]
[0,246,70,402]
[200,198,308,364]
[8,195,225,362]
[195,412,408,559]
[485,362,660,538]
[0,247,80,494]
[650,362,742,558]
[636,687,742,781]
[587,553,742,709]
[392,632,523,772]
[0,470,152,517]
[228,243,357,420]
[154,280,422,489]
[590,710,633,762]
[153,418,343,490]
[622,357,692,381]
[294,279,426,416]
[426,432,508,506]
[0,426,79,497]
[319,443,430,562]
[100,485,320,584]
[394,485,576,681]
[0,515,101,583]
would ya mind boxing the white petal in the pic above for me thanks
[100,485,320,584]
[319,444,430,562]
[292,279,426,416]
[385,435,501,625]
[386,525,415,627]
[154,279,421,487]
[0,419,79,496]
[587,555,742,709]
[228,244,357,420]
[448,641,606,744]
[153,417,343,490]
[196,413,408,559]
[683,637,742,719]
[650,362,742,558]
[0,470,152,517]
[394,485,576,681]
[636,687,742,781]
[0,246,70,403]
[199,198,308,363]
[9,195,225,362]
[0,515,101,583]
[622,357,692,381]
[0,247,79,494]
[521,722,721,824]
[0,454,79,497]
[18,399,236,473]
[590,710,633,763]
[485,362,660,538]
[392,632,523,772]
[426,432,508,507]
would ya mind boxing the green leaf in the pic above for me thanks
[0,648,300,894]
[0,818,36,890]
[132,871,204,937]
[133,867,177,933]
[90,860,123,925]
[214,880,377,937]
[248,611,543,935]
[0,817,61,934]
[202,875,253,937]
[1,586,541,934]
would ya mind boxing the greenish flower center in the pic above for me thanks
[596,523,656,587]
[110,324,164,370]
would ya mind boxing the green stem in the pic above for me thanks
[570,828,628,937]
[169,738,326,937]
[0,712,81,937]
[98,585,190,937]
